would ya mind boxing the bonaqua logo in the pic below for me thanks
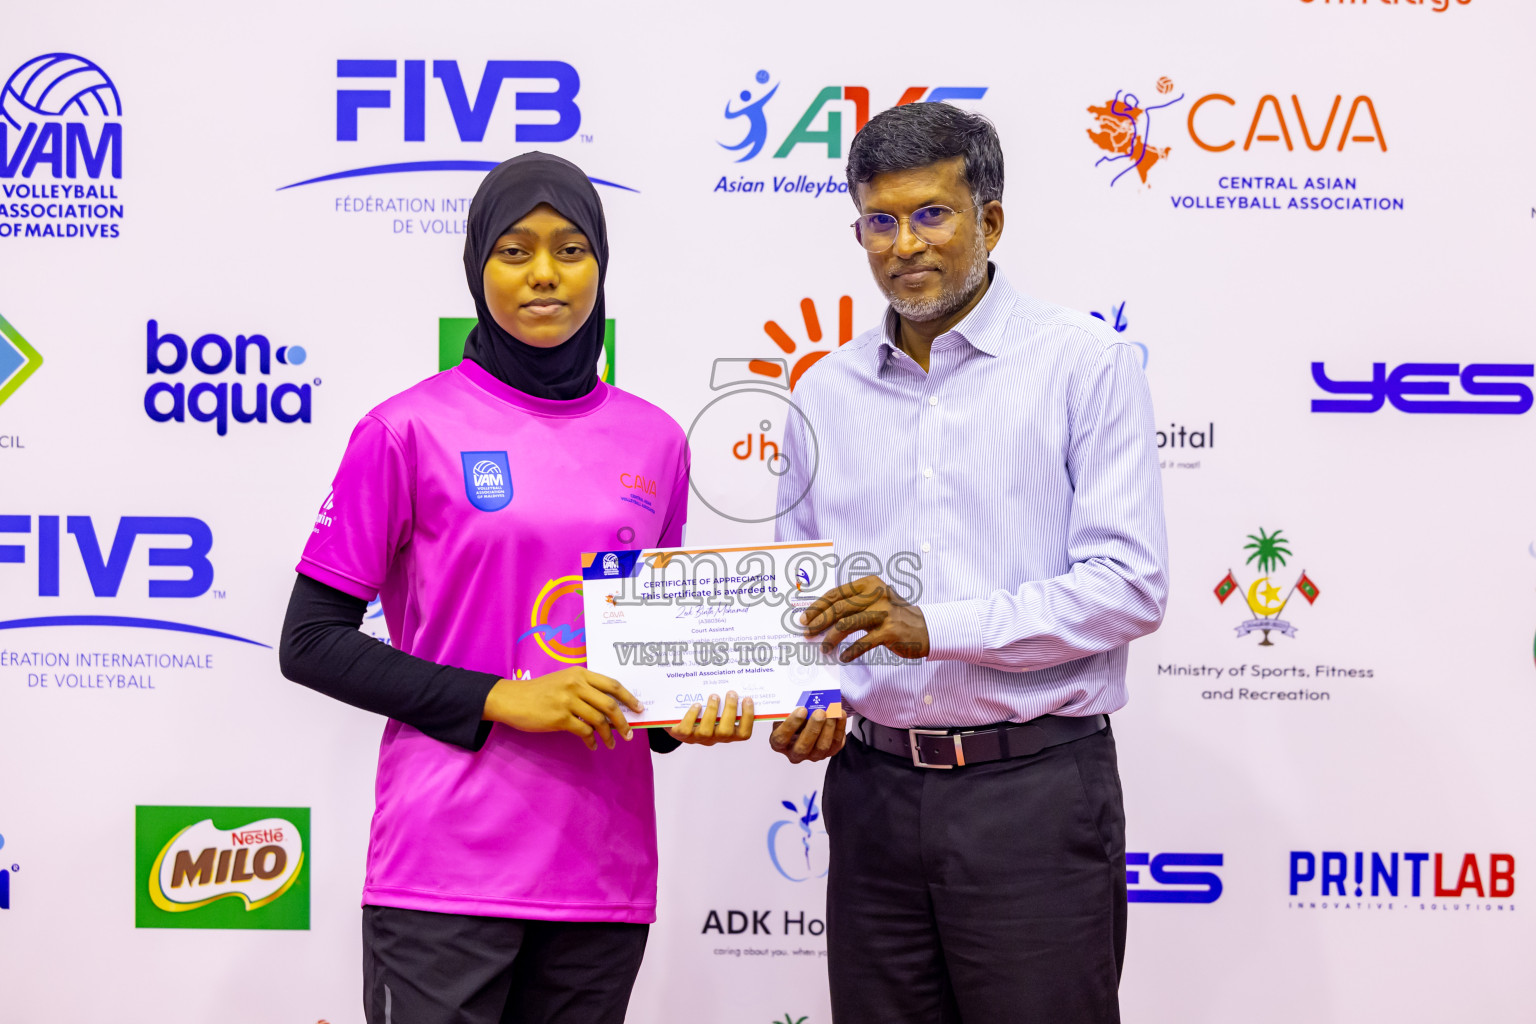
[0,832,14,909]
[1214,528,1321,645]
[144,319,315,436]
[0,52,124,239]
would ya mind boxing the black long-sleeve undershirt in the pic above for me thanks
[278,573,680,753]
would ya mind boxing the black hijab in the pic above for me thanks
[461,152,608,401]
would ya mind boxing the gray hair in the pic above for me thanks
[845,102,1004,209]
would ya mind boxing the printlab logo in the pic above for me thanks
[1127,852,1224,903]
[715,71,985,196]
[1086,77,1400,213]
[0,832,14,909]
[144,320,316,435]
[0,514,269,648]
[1213,528,1320,645]
[438,316,615,384]
[1311,361,1534,415]
[136,806,309,929]
[0,312,43,407]
[0,52,124,239]
[1289,849,1514,907]
[461,450,512,512]
[519,575,586,664]
[279,60,635,234]
[769,792,829,883]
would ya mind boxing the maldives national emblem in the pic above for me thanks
[1214,527,1321,646]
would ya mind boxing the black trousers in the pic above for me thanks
[363,905,649,1024]
[823,721,1127,1024]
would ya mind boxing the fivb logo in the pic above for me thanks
[336,60,579,144]
[720,69,987,162]
[136,806,309,929]
[144,320,315,436]
[0,515,212,598]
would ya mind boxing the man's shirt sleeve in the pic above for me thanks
[923,340,1169,671]
[772,399,816,544]
[296,413,414,600]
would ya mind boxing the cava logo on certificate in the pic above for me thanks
[579,541,843,727]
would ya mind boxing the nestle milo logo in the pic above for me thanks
[135,805,309,929]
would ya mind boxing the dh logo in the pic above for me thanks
[460,451,512,512]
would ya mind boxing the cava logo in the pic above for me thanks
[1214,528,1321,645]
[135,806,309,929]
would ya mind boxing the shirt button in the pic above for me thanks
[921,541,931,553]
[922,467,933,479]
[923,694,933,705]
[928,396,939,406]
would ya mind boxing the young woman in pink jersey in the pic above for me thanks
[280,152,750,1024]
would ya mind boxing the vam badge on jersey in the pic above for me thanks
[461,451,512,512]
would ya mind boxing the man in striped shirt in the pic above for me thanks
[768,103,1169,1024]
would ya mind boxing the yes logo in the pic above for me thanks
[135,806,310,929]
[461,451,512,512]
[1127,852,1224,903]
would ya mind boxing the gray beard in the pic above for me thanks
[883,234,990,323]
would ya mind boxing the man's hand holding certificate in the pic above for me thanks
[580,541,845,728]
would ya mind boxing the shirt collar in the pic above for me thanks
[876,263,1015,365]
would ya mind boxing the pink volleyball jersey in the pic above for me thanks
[297,359,689,922]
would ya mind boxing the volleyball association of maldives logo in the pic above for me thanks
[460,450,512,512]
[1,52,125,240]
[519,575,586,663]
[1214,528,1321,646]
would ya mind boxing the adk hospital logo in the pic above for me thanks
[135,806,310,929]
[0,52,124,239]
[279,59,635,236]
[714,70,986,198]
[1085,75,1404,215]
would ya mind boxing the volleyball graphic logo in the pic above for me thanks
[1,53,121,129]
[1156,76,1175,95]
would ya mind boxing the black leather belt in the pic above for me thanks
[854,713,1107,769]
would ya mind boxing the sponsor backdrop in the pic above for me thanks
[1,0,1532,1021]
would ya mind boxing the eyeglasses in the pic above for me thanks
[850,204,978,253]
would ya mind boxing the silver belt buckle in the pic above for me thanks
[908,728,960,769]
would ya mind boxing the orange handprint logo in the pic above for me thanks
[751,296,854,390]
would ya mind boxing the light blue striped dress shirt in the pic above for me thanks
[773,265,1169,729]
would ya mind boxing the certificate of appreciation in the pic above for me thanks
[579,541,844,728]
